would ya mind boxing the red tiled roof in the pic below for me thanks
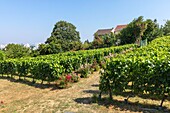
[114,25,127,33]
[95,28,114,36]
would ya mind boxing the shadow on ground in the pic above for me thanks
[74,96,170,113]
[75,88,170,113]
[0,76,60,90]
[86,83,170,102]
[83,90,100,94]
[91,84,99,87]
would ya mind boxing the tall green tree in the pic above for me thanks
[91,35,104,49]
[46,21,80,43]
[135,16,147,45]
[118,16,149,45]
[163,20,170,36]
[39,21,81,55]
[142,19,163,41]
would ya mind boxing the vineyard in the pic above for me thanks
[99,36,170,107]
[1,36,170,111]
[0,44,137,85]
[0,36,170,112]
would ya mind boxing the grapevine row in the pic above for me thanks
[99,36,170,107]
[0,44,137,83]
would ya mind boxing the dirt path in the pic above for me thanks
[0,72,109,113]
[0,72,169,113]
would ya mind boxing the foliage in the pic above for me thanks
[99,36,170,107]
[46,21,80,43]
[0,50,5,60]
[30,49,40,57]
[38,21,81,55]
[4,43,31,59]
[38,43,62,55]
[91,60,100,71]
[91,33,116,49]
[102,33,117,47]
[163,20,170,36]
[118,16,147,45]
[71,73,79,82]
[58,76,67,89]
[0,44,137,84]
[118,16,164,45]
[91,36,104,49]
[142,19,163,41]
[79,66,91,78]
[81,40,91,50]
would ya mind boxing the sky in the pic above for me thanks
[0,0,170,45]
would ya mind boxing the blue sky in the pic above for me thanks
[0,0,170,45]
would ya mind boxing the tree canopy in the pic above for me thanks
[38,21,81,55]
[163,20,170,36]
[4,44,31,58]
[46,21,80,43]
[0,50,5,60]
[118,16,147,45]
[118,16,163,45]
[142,19,163,41]
[90,32,117,49]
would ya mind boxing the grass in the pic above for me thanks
[0,72,170,113]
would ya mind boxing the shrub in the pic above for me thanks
[59,80,67,89]
[71,73,79,82]
[91,60,101,72]
[78,66,90,78]
[58,75,69,89]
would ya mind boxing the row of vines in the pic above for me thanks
[99,36,170,107]
[0,44,137,84]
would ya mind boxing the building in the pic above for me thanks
[114,25,127,34]
[94,24,127,36]
[94,28,114,37]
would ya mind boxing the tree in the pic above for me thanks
[136,16,148,44]
[84,39,90,44]
[46,21,80,43]
[118,16,147,45]
[0,50,5,60]
[118,24,136,45]
[4,44,31,58]
[91,35,104,49]
[28,45,40,57]
[163,20,170,36]
[40,21,81,55]
[81,42,90,50]
[90,32,116,49]
[69,41,82,51]
[142,19,163,42]
[102,33,116,47]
